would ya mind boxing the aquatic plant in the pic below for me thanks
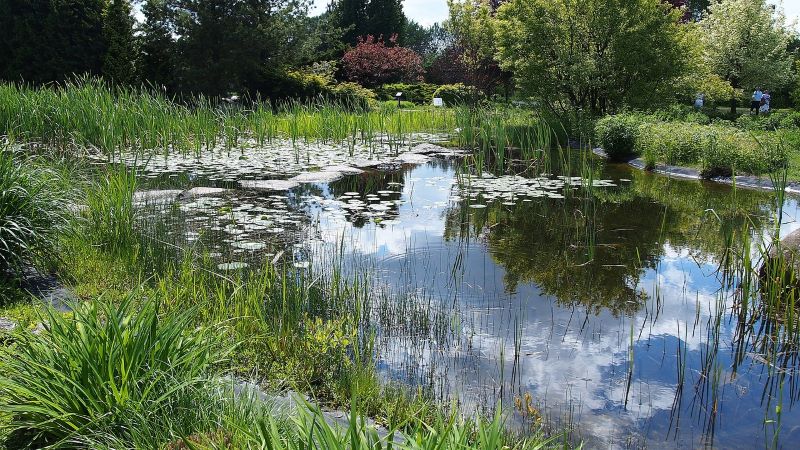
[84,166,138,256]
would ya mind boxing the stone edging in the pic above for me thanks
[592,148,800,195]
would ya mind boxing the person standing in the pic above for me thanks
[760,90,771,114]
[750,88,764,115]
[694,93,705,109]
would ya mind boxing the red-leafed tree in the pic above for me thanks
[340,35,424,87]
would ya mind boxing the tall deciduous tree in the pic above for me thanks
[446,0,510,95]
[700,0,795,113]
[494,0,693,114]
[103,0,137,84]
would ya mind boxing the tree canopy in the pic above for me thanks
[494,0,694,114]
[699,0,796,112]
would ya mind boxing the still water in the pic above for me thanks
[135,151,800,449]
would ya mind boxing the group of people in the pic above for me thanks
[750,88,771,115]
[694,88,772,115]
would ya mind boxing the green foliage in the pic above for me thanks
[0,297,224,445]
[0,150,68,279]
[792,61,800,109]
[138,0,176,90]
[594,114,648,160]
[734,110,800,131]
[495,0,693,114]
[285,72,377,109]
[85,167,138,255]
[638,122,713,166]
[0,0,106,83]
[433,83,485,106]
[375,83,439,104]
[364,0,406,42]
[637,121,788,176]
[102,0,136,84]
[700,0,795,112]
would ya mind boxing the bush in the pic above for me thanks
[375,83,439,104]
[634,121,787,176]
[735,110,800,132]
[432,83,485,106]
[0,150,68,279]
[0,297,224,445]
[327,82,377,110]
[638,122,711,167]
[341,36,424,88]
[281,72,376,109]
[593,113,648,160]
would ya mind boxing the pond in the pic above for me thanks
[126,141,800,449]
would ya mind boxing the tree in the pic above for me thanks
[0,0,106,83]
[700,0,796,114]
[103,0,137,84]
[341,36,424,87]
[169,0,314,97]
[334,0,368,45]
[446,0,511,95]
[494,0,693,114]
[364,0,405,43]
[138,0,177,90]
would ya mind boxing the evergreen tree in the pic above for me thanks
[335,0,368,45]
[364,0,405,43]
[0,0,106,83]
[103,0,137,84]
[138,0,177,90]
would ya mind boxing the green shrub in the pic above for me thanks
[0,297,225,445]
[594,113,649,160]
[637,122,712,167]
[375,83,439,104]
[328,82,377,110]
[734,110,800,131]
[282,72,376,110]
[634,121,787,177]
[432,83,485,106]
[654,104,711,125]
[702,130,787,177]
[0,150,68,279]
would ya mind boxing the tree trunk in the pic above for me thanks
[730,96,737,116]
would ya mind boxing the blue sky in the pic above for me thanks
[311,0,800,29]
[310,0,449,26]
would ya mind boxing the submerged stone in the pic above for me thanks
[239,180,300,191]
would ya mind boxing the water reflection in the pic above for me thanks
[308,161,798,449]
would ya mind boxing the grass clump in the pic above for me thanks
[0,149,69,283]
[0,296,226,447]
[84,167,138,255]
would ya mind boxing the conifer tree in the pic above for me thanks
[103,0,137,84]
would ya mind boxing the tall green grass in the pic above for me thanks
[0,297,227,447]
[0,79,457,155]
[0,148,70,282]
[84,166,138,256]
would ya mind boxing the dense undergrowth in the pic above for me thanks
[594,107,800,178]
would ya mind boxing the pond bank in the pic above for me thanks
[592,147,800,194]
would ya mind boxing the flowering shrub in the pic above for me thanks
[341,35,424,88]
